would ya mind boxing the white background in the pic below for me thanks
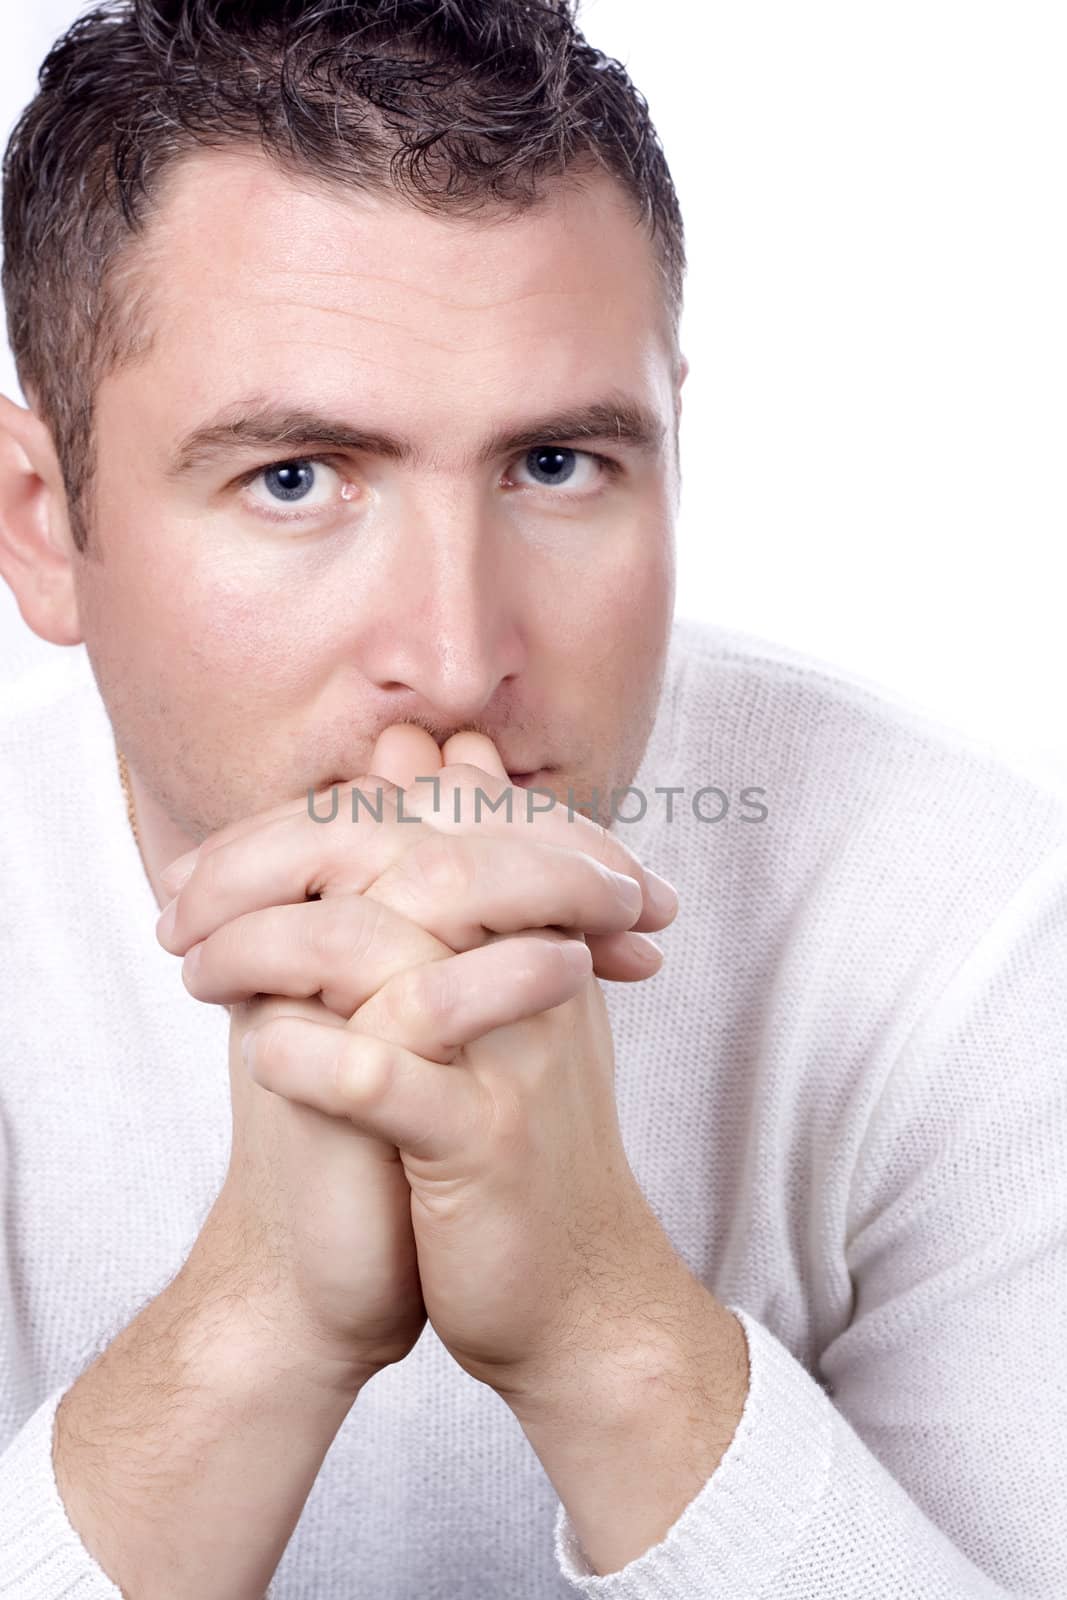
[2,3,1064,790]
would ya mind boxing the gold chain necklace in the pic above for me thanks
[115,746,141,849]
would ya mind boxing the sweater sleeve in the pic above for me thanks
[0,1383,125,1598]
[0,1088,125,1598]
[552,841,1067,1598]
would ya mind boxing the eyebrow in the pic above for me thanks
[165,393,667,477]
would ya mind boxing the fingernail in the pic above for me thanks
[644,870,679,920]
[160,850,198,895]
[156,897,178,942]
[559,940,593,977]
[608,870,644,919]
[629,933,663,969]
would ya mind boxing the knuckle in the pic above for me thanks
[374,957,449,1034]
[352,772,401,808]
[344,894,386,965]
[300,900,337,964]
[406,830,474,900]
[416,957,460,1027]
[301,895,382,969]
[442,760,488,789]
[383,960,428,1021]
[338,1031,393,1108]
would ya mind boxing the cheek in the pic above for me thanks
[127,554,317,695]
[530,531,672,741]
[575,523,673,654]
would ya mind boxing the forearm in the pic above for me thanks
[52,1255,369,1600]
[510,1286,749,1576]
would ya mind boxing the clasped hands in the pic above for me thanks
[155,723,682,1417]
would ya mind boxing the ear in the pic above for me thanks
[671,353,689,508]
[0,391,84,646]
[672,351,689,440]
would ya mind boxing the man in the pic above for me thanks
[0,1,1064,1596]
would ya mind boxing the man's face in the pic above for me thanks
[72,148,683,839]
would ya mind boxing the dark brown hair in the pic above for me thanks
[2,0,686,554]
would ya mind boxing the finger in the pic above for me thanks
[166,717,447,887]
[357,931,592,1060]
[183,889,659,1014]
[244,936,594,1160]
[160,771,364,895]
[365,832,644,948]
[584,929,664,980]
[160,733,439,895]
[440,732,509,778]
[158,788,642,958]
[179,826,651,1008]
[181,894,452,1012]
[369,725,444,792]
[396,768,679,934]
[158,778,411,954]
[244,1019,473,1162]
[160,766,678,953]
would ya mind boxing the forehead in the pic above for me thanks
[121,146,673,400]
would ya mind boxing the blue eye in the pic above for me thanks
[523,447,578,486]
[263,461,317,502]
[239,444,618,524]
[509,447,615,495]
[242,456,343,519]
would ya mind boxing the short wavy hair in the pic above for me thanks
[1,0,686,555]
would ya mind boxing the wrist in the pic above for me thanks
[170,1248,378,1406]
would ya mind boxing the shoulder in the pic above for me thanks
[660,613,1067,871]
[667,614,1065,803]
[651,614,1067,1067]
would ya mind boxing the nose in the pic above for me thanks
[353,493,527,725]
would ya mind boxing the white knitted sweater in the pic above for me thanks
[1,616,1065,1597]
